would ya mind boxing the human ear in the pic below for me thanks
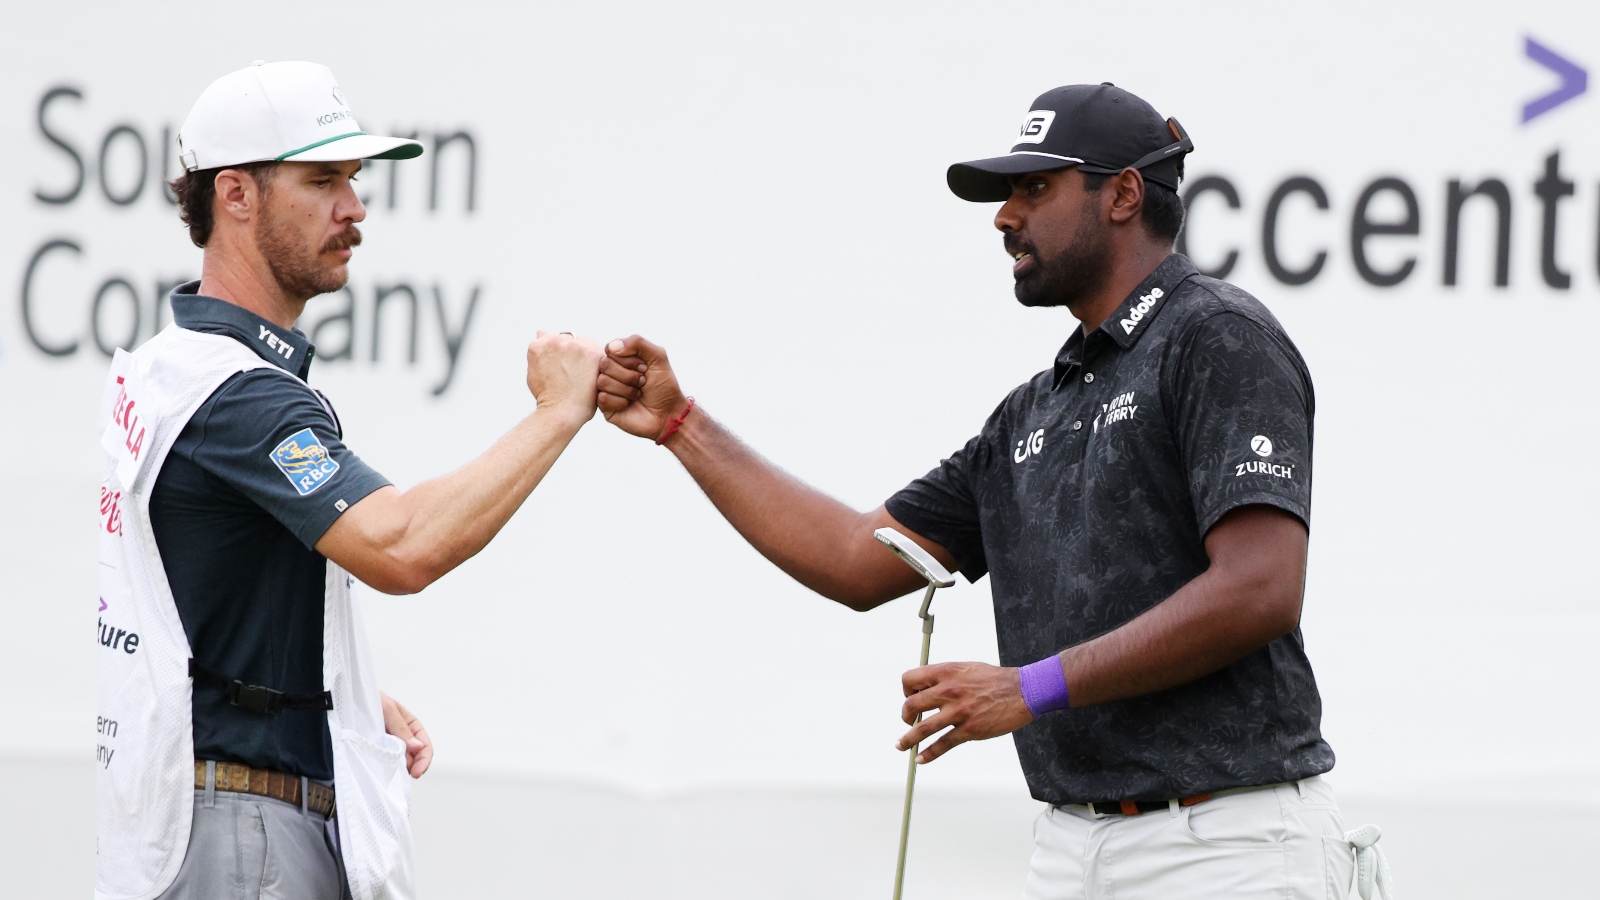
[1107,169,1145,225]
[212,170,255,224]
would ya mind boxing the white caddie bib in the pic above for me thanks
[95,325,416,900]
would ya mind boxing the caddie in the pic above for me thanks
[594,84,1388,898]
[96,61,602,900]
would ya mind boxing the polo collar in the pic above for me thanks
[1050,254,1196,388]
[169,281,315,380]
[1098,254,1195,350]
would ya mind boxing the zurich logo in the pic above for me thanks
[270,428,340,496]
[1251,435,1274,457]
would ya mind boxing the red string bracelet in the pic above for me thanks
[656,397,696,445]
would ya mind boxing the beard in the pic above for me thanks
[1009,201,1113,309]
[255,204,362,300]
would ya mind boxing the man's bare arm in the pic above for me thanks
[317,331,600,594]
[897,505,1307,762]
[1055,504,1306,705]
[596,335,954,610]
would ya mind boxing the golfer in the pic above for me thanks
[596,84,1365,897]
[96,61,600,900]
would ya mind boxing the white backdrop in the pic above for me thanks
[3,1,1599,894]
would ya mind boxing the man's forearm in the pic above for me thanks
[664,408,917,609]
[1054,506,1306,707]
[320,405,587,592]
[1055,566,1296,707]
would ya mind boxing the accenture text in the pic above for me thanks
[1177,151,1590,291]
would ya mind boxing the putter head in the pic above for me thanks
[874,527,956,588]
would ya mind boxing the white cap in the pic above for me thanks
[177,60,423,171]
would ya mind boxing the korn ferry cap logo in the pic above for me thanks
[271,428,340,496]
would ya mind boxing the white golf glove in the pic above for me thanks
[1345,824,1395,900]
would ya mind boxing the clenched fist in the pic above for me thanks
[527,330,602,424]
[597,334,692,442]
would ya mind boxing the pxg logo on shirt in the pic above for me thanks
[271,428,341,496]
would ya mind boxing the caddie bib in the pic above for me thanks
[95,324,416,900]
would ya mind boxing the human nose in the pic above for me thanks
[339,181,367,224]
[994,195,1022,233]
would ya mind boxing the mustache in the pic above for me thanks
[1003,234,1035,258]
[322,226,363,254]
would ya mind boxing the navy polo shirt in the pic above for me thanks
[887,254,1334,805]
[149,283,390,781]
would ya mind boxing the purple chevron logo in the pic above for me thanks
[1523,37,1587,123]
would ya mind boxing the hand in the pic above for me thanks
[381,691,434,778]
[895,661,1035,764]
[596,334,690,441]
[527,331,602,424]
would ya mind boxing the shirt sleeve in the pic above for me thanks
[1167,311,1314,535]
[183,370,392,549]
[884,432,990,581]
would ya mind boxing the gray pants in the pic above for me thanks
[158,771,349,900]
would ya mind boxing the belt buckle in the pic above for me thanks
[1085,801,1115,820]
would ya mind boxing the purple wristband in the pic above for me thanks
[1019,656,1070,717]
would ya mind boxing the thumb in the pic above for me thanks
[607,334,666,366]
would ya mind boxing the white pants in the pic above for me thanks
[1022,776,1354,900]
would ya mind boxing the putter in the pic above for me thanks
[873,527,956,900]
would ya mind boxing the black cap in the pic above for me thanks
[947,83,1193,202]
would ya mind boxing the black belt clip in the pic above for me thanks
[225,679,288,715]
[189,659,334,716]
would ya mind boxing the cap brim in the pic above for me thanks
[947,152,1083,202]
[280,132,425,163]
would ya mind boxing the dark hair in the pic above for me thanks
[168,162,278,247]
[1080,171,1186,243]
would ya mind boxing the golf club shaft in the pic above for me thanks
[892,586,938,900]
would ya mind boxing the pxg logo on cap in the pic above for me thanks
[1016,110,1056,145]
[947,84,1193,203]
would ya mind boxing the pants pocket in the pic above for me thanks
[1322,836,1355,900]
[258,800,343,900]
[1182,788,1288,847]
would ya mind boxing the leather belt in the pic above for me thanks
[1085,792,1213,817]
[195,761,335,818]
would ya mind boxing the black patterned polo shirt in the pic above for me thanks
[886,253,1335,805]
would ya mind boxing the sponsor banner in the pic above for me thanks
[2,2,1598,800]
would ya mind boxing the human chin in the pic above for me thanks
[1013,259,1067,308]
[313,259,351,295]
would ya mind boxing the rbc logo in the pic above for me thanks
[270,428,341,496]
